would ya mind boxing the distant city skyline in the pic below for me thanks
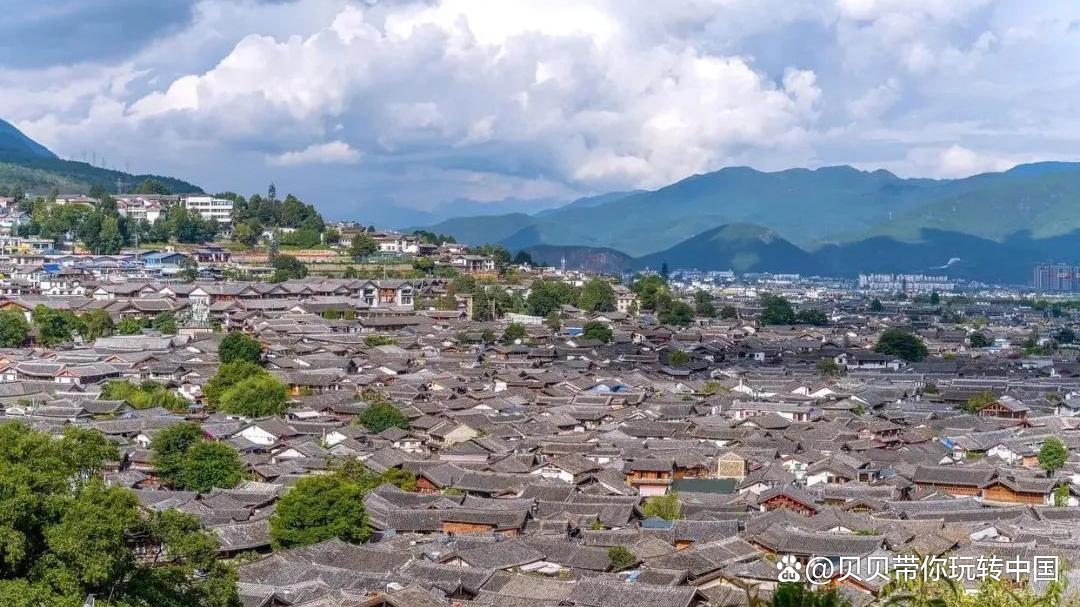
[5,0,1080,220]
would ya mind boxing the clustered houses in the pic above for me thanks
[6,279,1080,607]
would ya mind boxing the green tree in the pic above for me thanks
[94,215,124,254]
[607,546,637,572]
[929,290,941,305]
[694,290,716,318]
[270,254,307,281]
[364,335,398,347]
[102,379,189,412]
[80,309,114,341]
[412,256,434,272]
[204,361,266,405]
[817,358,845,380]
[152,311,178,335]
[219,374,289,417]
[0,309,29,346]
[150,422,206,486]
[641,493,682,521]
[527,279,578,316]
[1056,327,1076,344]
[31,304,84,345]
[349,234,378,260]
[232,222,258,248]
[357,402,409,433]
[270,475,370,549]
[869,298,884,312]
[631,274,669,311]
[545,311,562,333]
[136,178,171,194]
[334,460,417,493]
[796,308,828,325]
[667,350,690,367]
[659,300,694,326]
[219,332,263,365]
[503,322,527,343]
[969,332,993,348]
[719,304,738,319]
[178,440,245,492]
[1054,484,1069,507]
[1039,437,1068,477]
[0,426,243,607]
[116,316,145,335]
[961,391,997,414]
[759,294,796,325]
[874,327,929,362]
[582,321,614,343]
[579,278,617,312]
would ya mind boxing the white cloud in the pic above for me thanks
[5,0,1080,218]
[267,140,361,166]
[905,144,1016,178]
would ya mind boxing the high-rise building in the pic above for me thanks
[1033,263,1080,292]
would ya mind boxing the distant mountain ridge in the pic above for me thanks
[525,224,1080,283]
[0,118,202,195]
[429,160,1080,282]
[0,119,56,160]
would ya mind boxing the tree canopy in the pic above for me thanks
[582,321,613,343]
[969,332,993,348]
[667,350,690,368]
[269,475,370,549]
[349,234,378,260]
[0,422,238,606]
[204,361,265,405]
[356,401,409,434]
[102,380,188,412]
[641,493,682,521]
[527,279,579,317]
[578,278,616,312]
[503,322,526,343]
[150,422,245,492]
[178,440,246,493]
[218,374,289,418]
[759,294,796,325]
[874,328,929,362]
[607,546,637,572]
[0,309,29,347]
[218,332,263,365]
[1039,437,1068,477]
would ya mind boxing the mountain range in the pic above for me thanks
[0,118,201,195]
[425,162,1080,283]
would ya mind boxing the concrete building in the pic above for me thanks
[181,196,233,223]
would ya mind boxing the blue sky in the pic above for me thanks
[3,0,1080,224]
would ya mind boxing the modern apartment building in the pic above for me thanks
[181,195,233,223]
[1033,263,1079,292]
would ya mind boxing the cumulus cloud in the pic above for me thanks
[902,144,1017,178]
[122,2,822,190]
[4,0,1080,219]
[267,140,362,166]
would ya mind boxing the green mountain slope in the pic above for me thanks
[638,224,815,274]
[0,119,56,159]
[426,162,1080,257]
[0,118,202,195]
[860,164,1080,241]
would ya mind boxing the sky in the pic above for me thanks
[3,0,1080,224]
